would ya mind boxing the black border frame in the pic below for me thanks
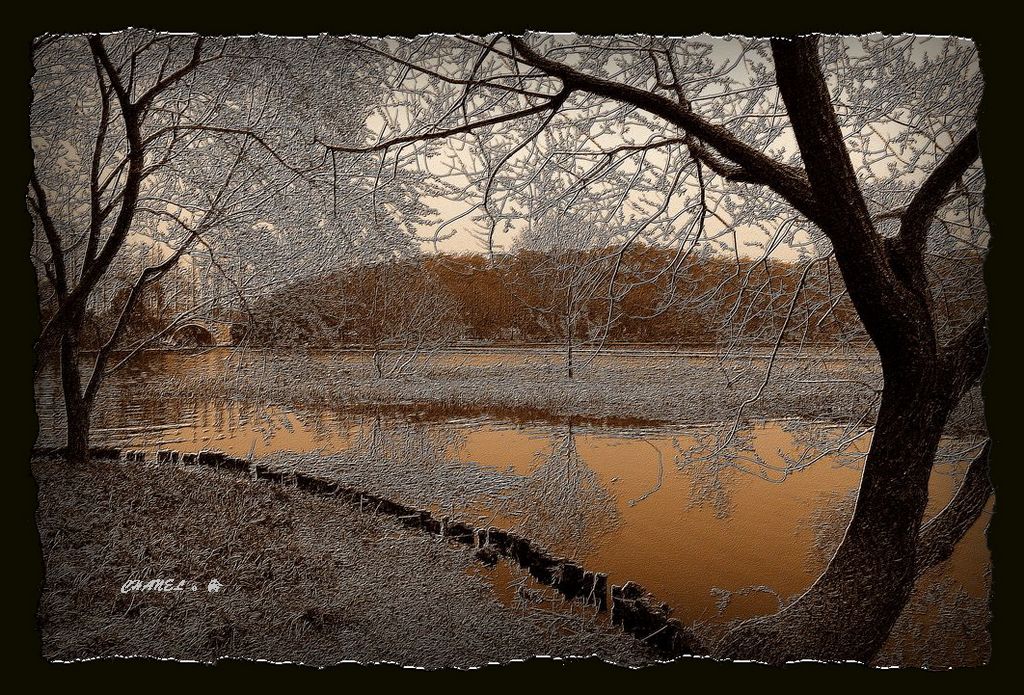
[6,3,1016,688]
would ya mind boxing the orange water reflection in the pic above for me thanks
[461,422,989,625]
[34,350,989,634]
[43,392,987,628]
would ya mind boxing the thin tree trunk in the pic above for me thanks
[565,285,574,379]
[60,312,90,464]
[566,335,574,379]
[715,366,954,663]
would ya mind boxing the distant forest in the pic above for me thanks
[246,247,875,349]
[42,244,981,353]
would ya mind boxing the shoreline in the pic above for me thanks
[120,348,983,439]
[138,348,891,430]
[34,452,651,668]
[34,443,991,669]
[35,445,703,659]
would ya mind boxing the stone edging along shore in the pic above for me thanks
[34,445,704,659]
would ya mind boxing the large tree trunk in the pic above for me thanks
[715,363,955,663]
[462,34,988,666]
[706,36,985,664]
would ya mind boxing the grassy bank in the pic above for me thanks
[35,455,647,667]
[137,347,986,438]
[146,348,893,427]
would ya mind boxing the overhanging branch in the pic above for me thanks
[321,91,568,155]
[508,35,819,220]
[897,128,980,259]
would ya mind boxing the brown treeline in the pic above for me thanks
[39,245,980,353]
[248,247,872,348]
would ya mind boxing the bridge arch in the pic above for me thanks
[170,323,216,347]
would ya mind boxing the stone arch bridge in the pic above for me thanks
[169,318,245,347]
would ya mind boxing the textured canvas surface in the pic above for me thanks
[30,32,990,669]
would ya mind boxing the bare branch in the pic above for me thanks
[915,441,992,577]
[941,310,988,401]
[322,91,569,155]
[508,35,819,220]
[135,36,205,112]
[896,127,980,258]
[28,172,68,300]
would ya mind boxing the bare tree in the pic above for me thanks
[517,420,621,556]
[346,258,463,378]
[29,31,319,462]
[320,33,989,663]
[510,224,616,378]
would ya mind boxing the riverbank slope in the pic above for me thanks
[34,455,646,668]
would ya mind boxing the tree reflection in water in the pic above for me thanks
[513,420,621,558]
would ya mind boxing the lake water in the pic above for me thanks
[34,348,991,638]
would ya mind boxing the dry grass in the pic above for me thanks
[141,348,985,438]
[35,455,648,668]
[146,349,887,427]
